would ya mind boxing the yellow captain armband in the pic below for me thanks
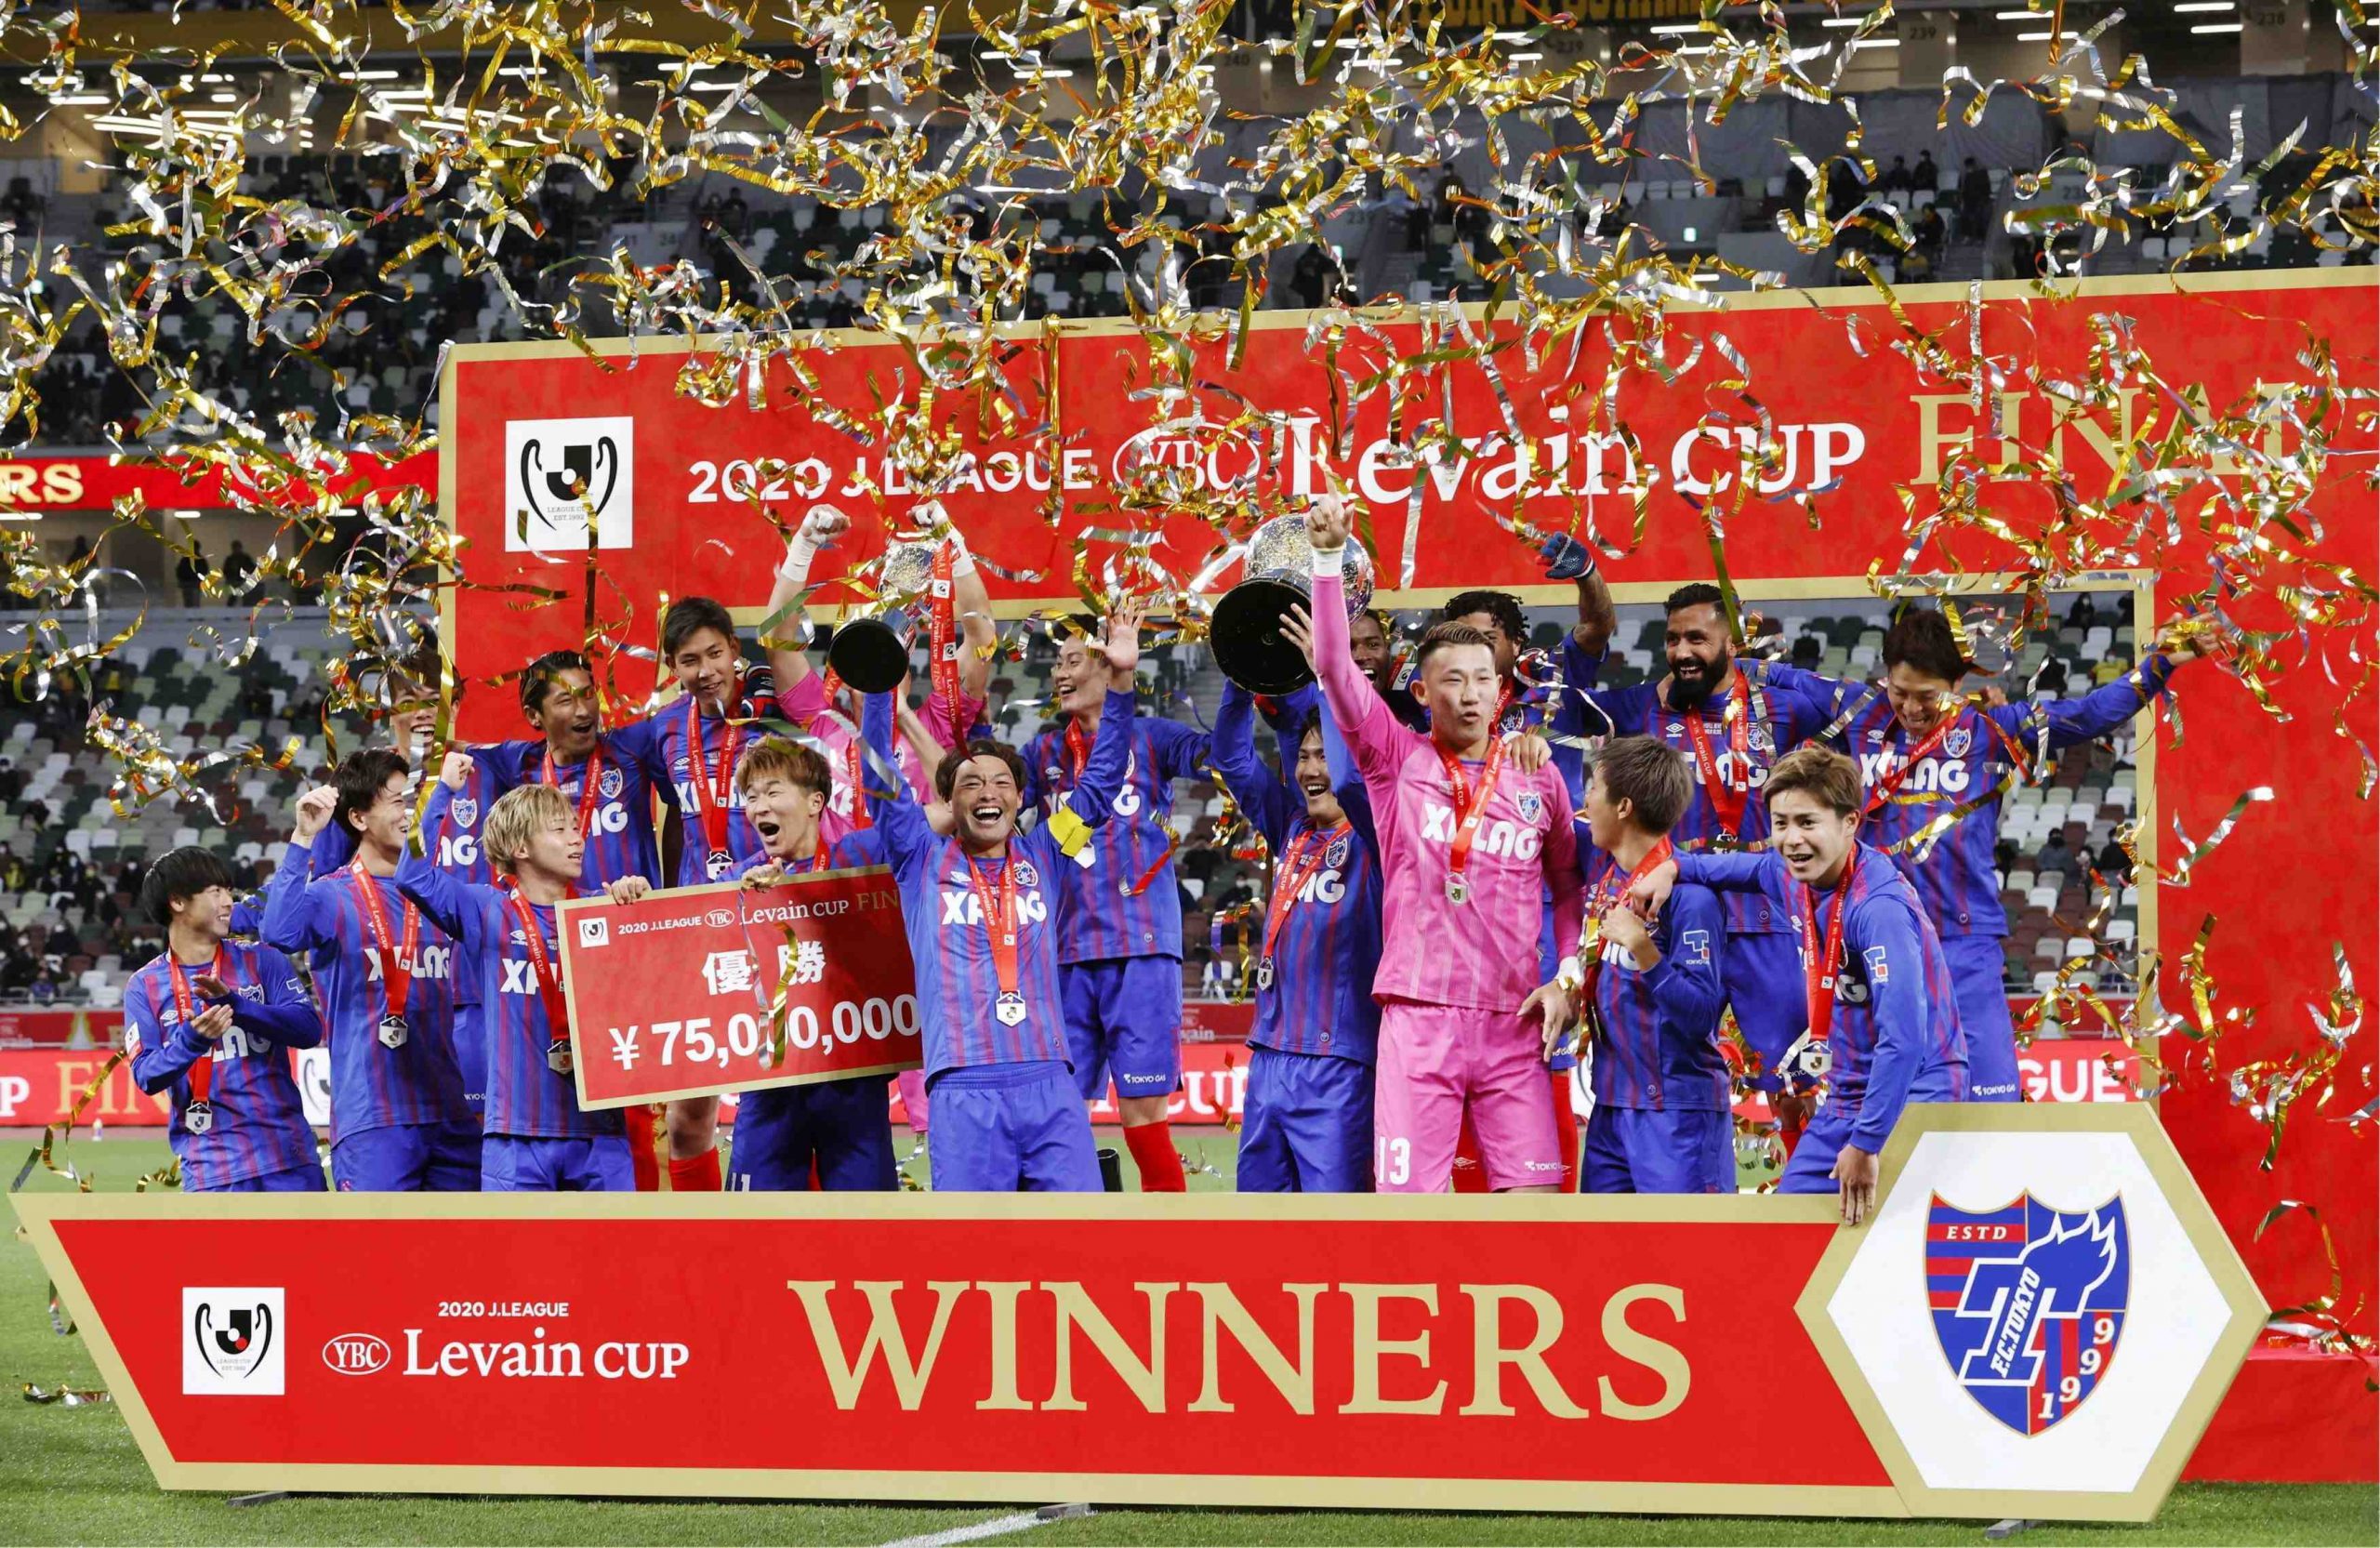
[1046,804,1092,856]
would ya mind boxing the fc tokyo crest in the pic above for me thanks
[599,766,626,800]
[1325,830,1352,867]
[1945,726,1974,759]
[1012,859,1040,889]
[450,799,478,829]
[1515,791,1543,823]
[1928,1194,2128,1436]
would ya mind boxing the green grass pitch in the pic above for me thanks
[5,1131,2372,1547]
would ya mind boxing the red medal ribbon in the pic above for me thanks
[1259,821,1349,972]
[505,888,571,1052]
[349,862,419,1024]
[1494,680,1515,732]
[685,699,744,862]
[1863,704,2033,816]
[1063,717,1172,895]
[1436,734,1507,890]
[165,948,226,1108]
[928,542,962,745]
[1799,847,1858,1047]
[1679,671,1754,842]
[1581,838,1675,1013]
[845,738,872,830]
[544,744,607,841]
[963,856,1024,1003]
[1063,717,1091,782]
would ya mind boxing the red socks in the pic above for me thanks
[1122,1121,1186,1192]
[668,1146,722,1192]
[1550,1070,1580,1195]
[625,1105,662,1192]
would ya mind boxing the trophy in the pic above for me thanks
[824,536,940,695]
[1210,512,1375,695]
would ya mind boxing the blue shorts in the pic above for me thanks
[1238,1048,1372,1193]
[1581,1105,1733,1195]
[1779,1063,1969,1194]
[481,1133,635,1192]
[1942,934,2019,1102]
[332,1121,481,1192]
[729,1076,897,1191]
[928,1062,1101,1192]
[1060,957,1183,1102]
[1723,932,1807,1092]
[198,1161,326,1194]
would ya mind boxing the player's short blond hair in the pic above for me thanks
[1765,746,1863,818]
[482,783,574,875]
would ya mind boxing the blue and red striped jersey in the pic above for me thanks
[124,941,322,1189]
[393,854,620,1142]
[1822,658,2175,937]
[1022,708,1209,963]
[476,734,663,892]
[1209,684,1380,1065]
[417,756,509,885]
[1585,880,1727,1111]
[1676,843,1968,1148]
[1554,638,1864,937]
[258,841,470,1140]
[866,687,1135,1076]
[612,674,777,888]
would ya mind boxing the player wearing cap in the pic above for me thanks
[1572,735,1731,1195]
[858,600,1147,1191]
[259,751,476,1190]
[610,595,781,1191]
[126,847,324,1192]
[714,734,897,1190]
[1630,746,1969,1223]
[1289,496,1586,1194]
[1210,681,1381,1191]
[395,783,653,1191]
[1808,607,2200,1105]
[1017,615,1211,1193]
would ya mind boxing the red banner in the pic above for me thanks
[0,451,432,514]
[556,870,920,1110]
[0,1009,112,1048]
[0,1048,166,1127]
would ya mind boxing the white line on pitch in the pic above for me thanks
[881,1503,1091,1548]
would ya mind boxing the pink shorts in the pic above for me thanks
[1373,1000,1563,1192]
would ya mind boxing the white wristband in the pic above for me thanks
[1554,954,1585,992]
[777,536,820,583]
[949,549,977,579]
[1310,545,1345,578]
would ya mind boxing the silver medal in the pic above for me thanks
[377,1013,409,1050]
[547,1039,574,1076]
[183,1100,214,1136]
[1445,874,1470,906]
[1254,957,1276,991]
[707,849,734,880]
[995,992,1028,1026]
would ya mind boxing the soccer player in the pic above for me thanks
[469,649,662,893]
[610,595,781,1190]
[395,782,652,1191]
[716,734,897,1191]
[259,752,476,1190]
[857,599,1147,1191]
[126,847,324,1192]
[1630,746,1969,1223]
[1289,496,1585,1194]
[1555,581,1861,1136]
[301,638,497,880]
[1815,607,2199,1104]
[1210,681,1381,1191]
[1573,735,1730,1195]
[1440,589,1555,736]
[1018,611,1213,1192]
[1349,609,1427,732]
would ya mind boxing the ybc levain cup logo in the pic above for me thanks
[1926,1195,2129,1436]
[182,1287,284,1396]
[504,417,634,552]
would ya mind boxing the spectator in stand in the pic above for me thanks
[2034,654,2069,695]
[175,542,207,608]
[30,971,56,1005]
[2095,838,2132,880]
[1913,202,1947,258]
[0,842,21,892]
[719,188,750,241]
[2037,831,2077,878]
[1959,156,1994,242]
[1879,155,1911,193]
[222,539,258,596]
[1913,151,1940,192]
[1291,244,1330,310]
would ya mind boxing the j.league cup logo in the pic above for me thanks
[504,417,635,552]
[182,1287,285,1396]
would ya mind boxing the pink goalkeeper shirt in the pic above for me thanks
[1310,565,1584,1012]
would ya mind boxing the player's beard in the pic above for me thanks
[1668,655,1727,709]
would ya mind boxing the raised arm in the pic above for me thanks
[1211,681,1298,850]
[2013,653,2180,752]
[393,840,477,944]
[1062,599,1148,827]
[259,787,338,954]
[760,505,851,694]
[947,527,997,704]
[231,946,324,1049]
[1284,496,1401,782]
[859,689,935,867]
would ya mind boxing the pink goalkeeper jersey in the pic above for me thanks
[1312,567,1584,1012]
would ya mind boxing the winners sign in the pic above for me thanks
[555,868,920,1109]
[15,1108,2261,1522]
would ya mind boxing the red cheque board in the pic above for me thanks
[441,271,2380,1333]
[555,868,919,1110]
